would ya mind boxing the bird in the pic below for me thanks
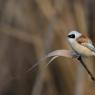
[67,31,95,57]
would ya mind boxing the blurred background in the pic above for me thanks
[0,0,95,95]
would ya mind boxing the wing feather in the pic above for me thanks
[77,35,95,52]
[81,40,95,52]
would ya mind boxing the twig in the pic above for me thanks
[77,56,95,81]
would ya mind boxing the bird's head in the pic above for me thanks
[67,31,81,44]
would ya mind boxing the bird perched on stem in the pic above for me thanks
[67,31,95,81]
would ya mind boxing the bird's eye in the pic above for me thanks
[68,34,75,38]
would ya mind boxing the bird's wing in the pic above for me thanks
[81,40,95,52]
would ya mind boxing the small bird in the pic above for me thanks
[67,31,95,56]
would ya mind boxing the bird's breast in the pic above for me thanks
[71,42,93,56]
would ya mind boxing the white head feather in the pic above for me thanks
[67,31,82,44]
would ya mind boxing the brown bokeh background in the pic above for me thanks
[0,0,95,95]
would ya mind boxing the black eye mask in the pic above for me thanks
[68,34,75,38]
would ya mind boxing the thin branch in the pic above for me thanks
[77,56,95,81]
[26,49,95,82]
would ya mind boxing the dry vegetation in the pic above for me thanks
[0,0,95,95]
